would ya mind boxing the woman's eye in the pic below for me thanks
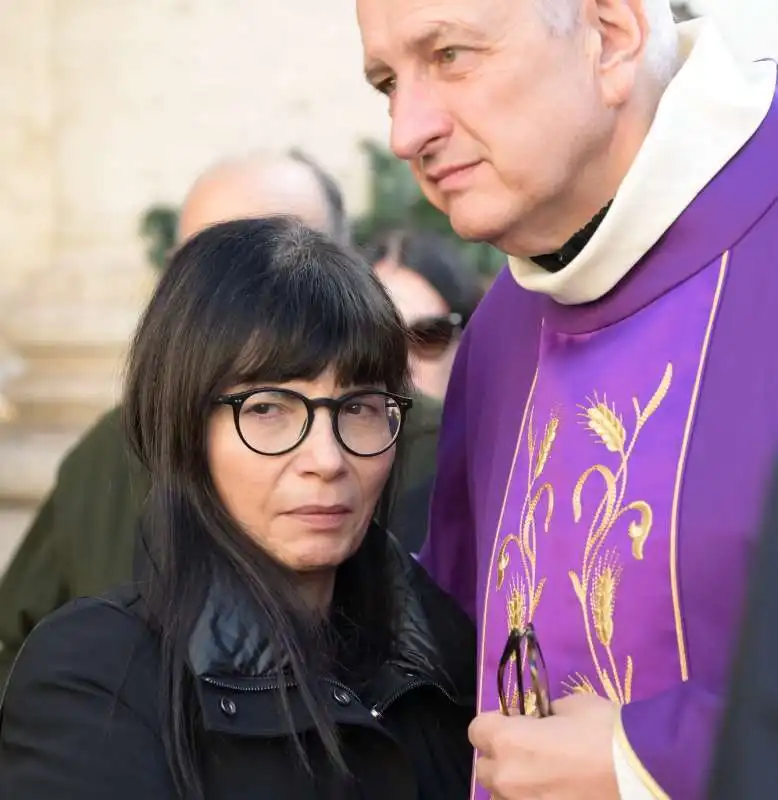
[344,401,381,416]
[247,403,279,416]
[437,47,459,64]
[375,77,397,96]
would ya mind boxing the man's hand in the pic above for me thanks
[469,693,621,799]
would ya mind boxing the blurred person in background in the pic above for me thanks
[0,217,475,800]
[368,229,483,551]
[369,229,483,402]
[177,150,350,245]
[0,149,442,685]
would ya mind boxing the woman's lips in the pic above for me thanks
[284,505,352,529]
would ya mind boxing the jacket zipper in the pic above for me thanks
[202,674,362,703]
[369,677,455,720]
[202,674,456,721]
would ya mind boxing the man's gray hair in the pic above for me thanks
[534,0,679,84]
[287,149,351,246]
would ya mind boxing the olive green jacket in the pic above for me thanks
[0,396,441,686]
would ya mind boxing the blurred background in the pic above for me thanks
[0,0,776,570]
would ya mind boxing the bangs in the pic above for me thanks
[214,240,410,393]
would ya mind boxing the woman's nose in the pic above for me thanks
[296,410,348,476]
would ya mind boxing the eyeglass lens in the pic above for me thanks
[237,390,401,456]
[497,624,553,718]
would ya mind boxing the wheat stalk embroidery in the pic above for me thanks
[495,407,558,711]
[566,363,672,704]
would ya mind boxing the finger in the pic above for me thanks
[474,753,497,792]
[548,694,576,713]
[468,709,512,752]
[470,709,541,750]
[469,729,491,755]
[551,692,612,716]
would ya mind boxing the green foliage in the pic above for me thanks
[352,140,504,276]
[140,205,179,272]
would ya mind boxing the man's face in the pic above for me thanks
[357,0,615,255]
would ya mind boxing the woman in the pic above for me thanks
[368,229,484,550]
[369,229,484,401]
[0,218,475,799]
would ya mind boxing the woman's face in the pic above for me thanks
[207,369,395,576]
[373,257,457,400]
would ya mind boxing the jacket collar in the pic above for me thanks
[187,524,474,703]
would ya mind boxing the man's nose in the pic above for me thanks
[297,410,347,477]
[389,79,452,162]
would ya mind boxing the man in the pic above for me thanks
[177,150,349,245]
[356,1,778,798]
[0,150,442,684]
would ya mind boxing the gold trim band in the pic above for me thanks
[668,251,729,680]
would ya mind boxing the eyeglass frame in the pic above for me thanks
[213,387,413,458]
[497,622,554,718]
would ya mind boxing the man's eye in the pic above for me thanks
[436,47,460,64]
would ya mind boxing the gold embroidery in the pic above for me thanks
[567,364,673,704]
[563,673,598,695]
[494,408,559,711]
[473,367,540,800]
[592,550,621,648]
[511,685,537,717]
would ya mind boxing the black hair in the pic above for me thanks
[123,216,409,797]
[366,229,484,325]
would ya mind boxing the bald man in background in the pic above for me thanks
[0,150,441,685]
[178,152,340,242]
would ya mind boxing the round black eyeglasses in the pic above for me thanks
[214,388,413,458]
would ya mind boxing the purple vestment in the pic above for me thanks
[422,78,778,799]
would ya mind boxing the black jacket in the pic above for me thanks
[0,532,475,800]
[0,394,441,688]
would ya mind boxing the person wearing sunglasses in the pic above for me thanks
[0,217,476,800]
[369,230,483,552]
[370,229,484,402]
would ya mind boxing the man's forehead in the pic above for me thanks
[358,0,502,53]
[357,0,498,46]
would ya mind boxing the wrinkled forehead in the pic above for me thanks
[357,0,506,72]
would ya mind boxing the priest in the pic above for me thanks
[356,0,778,797]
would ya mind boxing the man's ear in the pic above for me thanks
[584,0,649,106]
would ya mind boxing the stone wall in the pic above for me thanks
[0,1,55,300]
